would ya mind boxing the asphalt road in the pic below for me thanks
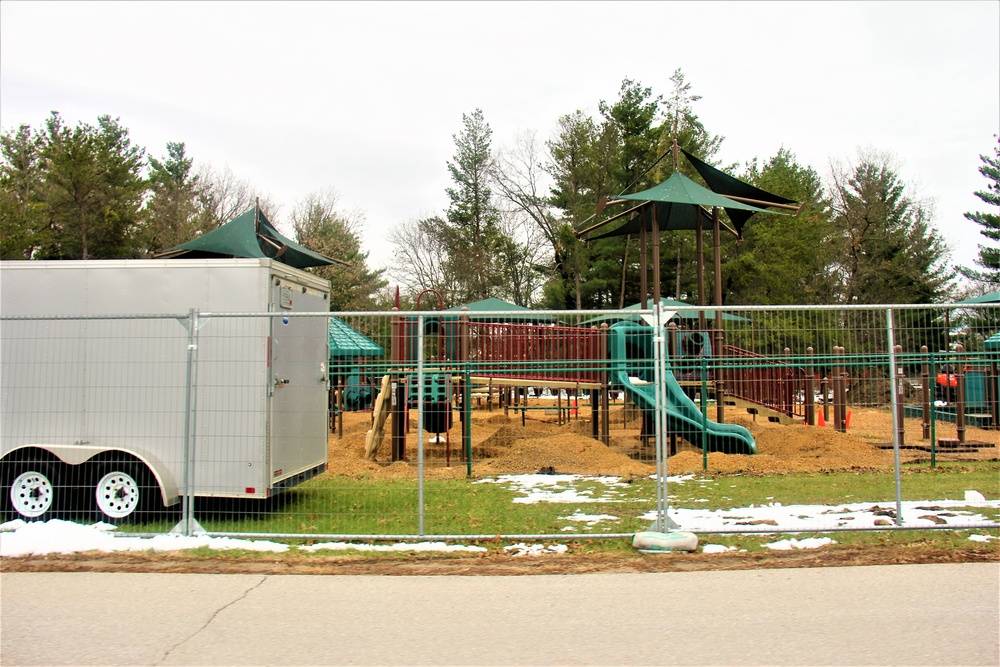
[1,563,997,666]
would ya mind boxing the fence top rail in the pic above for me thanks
[3,303,997,322]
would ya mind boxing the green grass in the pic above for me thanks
[119,462,1000,543]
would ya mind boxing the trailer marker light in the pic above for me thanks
[246,487,255,494]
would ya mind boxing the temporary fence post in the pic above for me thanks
[171,308,204,537]
[416,315,425,536]
[652,303,665,532]
[886,308,904,526]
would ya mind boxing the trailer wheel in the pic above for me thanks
[93,464,153,524]
[2,460,59,522]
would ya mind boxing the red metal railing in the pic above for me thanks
[723,345,802,418]
[467,322,603,384]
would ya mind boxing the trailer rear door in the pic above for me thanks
[268,277,329,488]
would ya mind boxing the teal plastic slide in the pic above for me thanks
[607,322,757,455]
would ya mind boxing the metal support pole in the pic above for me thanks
[417,316,425,536]
[172,308,204,537]
[886,309,904,526]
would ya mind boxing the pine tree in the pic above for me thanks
[139,142,205,254]
[961,137,1000,287]
[442,109,504,303]
[829,149,952,305]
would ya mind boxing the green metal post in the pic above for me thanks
[464,365,472,477]
[701,356,708,471]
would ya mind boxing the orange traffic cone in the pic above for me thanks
[846,410,852,429]
[817,410,826,427]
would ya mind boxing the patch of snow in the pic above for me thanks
[763,537,836,551]
[301,541,486,553]
[0,519,290,557]
[965,490,986,502]
[504,543,569,557]
[702,544,737,554]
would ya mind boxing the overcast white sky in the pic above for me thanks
[1,1,997,282]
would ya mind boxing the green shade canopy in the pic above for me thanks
[985,331,1000,351]
[618,172,773,212]
[329,317,384,358]
[579,297,750,326]
[682,148,798,236]
[443,297,556,323]
[157,206,348,269]
[956,291,1000,305]
[587,200,714,240]
[587,172,774,241]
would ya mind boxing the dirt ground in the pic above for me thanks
[329,397,999,479]
[3,399,996,576]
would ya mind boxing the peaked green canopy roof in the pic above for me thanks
[957,291,1000,305]
[588,172,773,241]
[618,172,773,212]
[682,148,798,235]
[443,297,556,323]
[329,317,384,358]
[157,207,348,269]
[587,199,717,240]
[579,297,749,326]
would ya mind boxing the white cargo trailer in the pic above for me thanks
[0,259,331,522]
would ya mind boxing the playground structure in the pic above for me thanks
[901,340,1000,450]
[334,298,998,470]
[353,298,869,465]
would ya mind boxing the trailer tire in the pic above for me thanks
[2,459,60,522]
[93,463,154,525]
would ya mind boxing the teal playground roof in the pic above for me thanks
[957,291,1000,305]
[444,298,556,323]
[329,317,384,358]
[579,297,750,327]
[986,331,1000,352]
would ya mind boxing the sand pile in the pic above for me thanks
[325,401,996,480]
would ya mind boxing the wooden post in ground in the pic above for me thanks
[600,323,610,445]
[590,326,600,441]
[833,346,845,433]
[390,308,406,462]
[956,344,967,444]
[805,346,815,426]
[821,376,830,425]
[894,345,905,446]
[459,308,471,461]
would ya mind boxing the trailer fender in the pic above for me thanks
[1,445,181,508]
